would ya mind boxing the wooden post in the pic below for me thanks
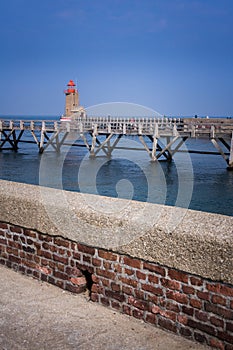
[228,132,233,170]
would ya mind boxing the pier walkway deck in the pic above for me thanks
[0,117,233,168]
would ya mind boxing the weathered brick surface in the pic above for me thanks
[0,220,233,349]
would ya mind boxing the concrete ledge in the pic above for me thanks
[0,179,232,284]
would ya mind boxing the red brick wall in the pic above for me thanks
[0,222,233,350]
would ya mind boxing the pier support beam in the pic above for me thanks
[0,129,24,151]
[227,132,233,170]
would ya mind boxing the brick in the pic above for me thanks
[119,276,138,288]
[24,260,37,269]
[220,285,233,297]
[148,274,159,284]
[91,274,99,283]
[114,264,122,273]
[133,309,144,319]
[53,270,67,280]
[147,294,159,306]
[56,263,64,272]
[37,265,51,275]
[6,247,18,256]
[206,282,221,293]
[92,257,102,267]
[53,254,68,265]
[111,300,121,310]
[142,284,163,296]
[161,278,181,291]
[158,317,177,333]
[20,236,26,244]
[194,332,207,344]
[38,234,53,242]
[0,223,8,229]
[177,315,188,325]
[96,268,116,280]
[166,290,188,304]
[182,285,195,295]
[90,293,99,302]
[151,306,176,321]
[23,246,35,254]
[123,256,141,269]
[66,282,86,294]
[24,229,37,238]
[161,300,180,313]
[188,319,215,336]
[0,230,5,237]
[190,298,202,309]
[13,235,19,241]
[197,291,210,301]
[101,278,110,287]
[100,296,110,306]
[9,241,21,249]
[83,255,91,264]
[33,270,40,279]
[210,316,224,328]
[143,262,166,276]
[179,326,192,337]
[70,277,86,286]
[145,313,157,325]
[39,250,52,259]
[194,310,208,322]
[134,290,144,300]
[111,282,121,292]
[182,305,194,316]
[136,270,147,280]
[226,345,233,350]
[209,338,224,350]
[10,226,22,234]
[98,250,117,261]
[168,269,188,283]
[128,297,149,311]
[103,261,112,270]
[58,248,66,255]
[78,244,95,255]
[73,252,81,260]
[54,237,70,248]
[105,290,125,302]
[217,330,233,344]
[122,285,133,295]
[226,322,233,332]
[124,267,134,276]
[42,242,51,250]
[0,238,7,245]
[212,294,227,306]
[123,305,132,316]
[205,302,233,319]
[65,266,83,277]
[190,276,203,286]
[9,255,21,264]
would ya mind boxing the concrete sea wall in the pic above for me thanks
[0,180,232,349]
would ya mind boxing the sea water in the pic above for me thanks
[0,116,232,217]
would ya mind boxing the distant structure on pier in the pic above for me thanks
[62,80,85,121]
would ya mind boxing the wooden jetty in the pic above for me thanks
[0,117,233,168]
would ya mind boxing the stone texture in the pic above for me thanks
[0,179,232,284]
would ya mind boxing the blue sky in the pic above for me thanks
[0,0,233,116]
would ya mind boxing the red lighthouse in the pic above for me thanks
[64,80,79,117]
